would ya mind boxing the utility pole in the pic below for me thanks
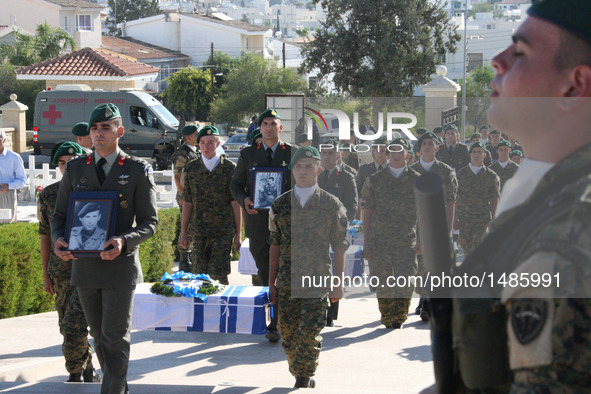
[282,42,286,69]
[461,6,468,143]
[210,42,214,103]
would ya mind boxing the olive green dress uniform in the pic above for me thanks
[52,148,158,394]
[410,159,458,296]
[230,140,293,285]
[269,187,348,378]
[456,165,500,256]
[489,160,519,191]
[38,181,93,375]
[363,166,420,327]
[182,155,236,284]
[436,142,470,171]
[318,167,358,222]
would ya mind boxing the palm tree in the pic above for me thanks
[34,23,76,61]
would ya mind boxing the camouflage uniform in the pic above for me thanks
[38,181,92,374]
[456,166,500,256]
[269,188,348,378]
[363,166,420,326]
[489,160,519,191]
[411,160,458,296]
[172,144,200,206]
[182,155,236,284]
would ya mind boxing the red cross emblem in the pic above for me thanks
[43,105,62,125]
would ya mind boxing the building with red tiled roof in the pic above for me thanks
[15,47,160,91]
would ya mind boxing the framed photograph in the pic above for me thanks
[64,191,119,258]
[251,167,287,210]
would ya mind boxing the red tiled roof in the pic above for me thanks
[15,47,160,77]
[101,36,190,61]
[0,26,8,31]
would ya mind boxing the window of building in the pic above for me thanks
[76,14,92,31]
[467,53,483,72]
[64,16,69,32]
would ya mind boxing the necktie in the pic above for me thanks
[322,169,330,185]
[266,147,273,165]
[449,145,454,156]
[96,157,106,185]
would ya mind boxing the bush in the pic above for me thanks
[0,222,54,319]
[140,208,179,282]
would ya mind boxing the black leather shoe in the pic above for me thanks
[83,365,101,383]
[415,297,424,315]
[66,372,82,382]
[420,307,429,322]
[325,316,334,327]
[294,376,316,388]
[265,329,281,343]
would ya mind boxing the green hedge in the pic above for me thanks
[0,208,181,319]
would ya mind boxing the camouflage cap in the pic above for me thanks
[77,201,101,218]
[528,0,591,44]
[510,149,524,158]
[196,125,219,143]
[250,128,262,144]
[257,108,281,126]
[417,131,441,149]
[469,141,487,153]
[88,103,120,126]
[71,122,89,137]
[52,141,83,166]
[496,139,512,149]
[388,137,411,151]
[443,124,458,132]
[181,124,199,136]
[296,133,310,144]
[289,146,320,170]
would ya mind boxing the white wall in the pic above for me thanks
[0,0,60,33]
[122,15,179,52]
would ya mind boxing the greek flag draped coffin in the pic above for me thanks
[132,284,270,335]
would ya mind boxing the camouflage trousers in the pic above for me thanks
[51,276,92,373]
[369,245,417,326]
[278,289,328,378]
[191,234,233,284]
[458,220,488,257]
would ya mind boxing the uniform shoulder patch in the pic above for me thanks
[510,298,548,345]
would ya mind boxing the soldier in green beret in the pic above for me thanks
[296,132,311,147]
[509,149,523,165]
[250,128,262,145]
[363,138,420,329]
[171,124,200,272]
[434,125,445,143]
[454,141,500,256]
[338,142,359,175]
[469,133,481,144]
[52,103,158,393]
[71,122,93,154]
[487,129,503,162]
[437,124,470,171]
[38,141,99,383]
[489,140,519,190]
[179,126,241,284]
[269,146,348,388]
[231,108,293,342]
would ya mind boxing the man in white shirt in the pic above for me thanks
[0,130,27,223]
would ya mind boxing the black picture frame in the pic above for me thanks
[64,191,119,258]
[251,167,287,210]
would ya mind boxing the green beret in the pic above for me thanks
[181,124,198,136]
[510,150,524,158]
[71,122,89,137]
[417,132,441,149]
[258,108,281,126]
[89,103,120,126]
[432,126,443,134]
[373,136,388,145]
[196,125,219,143]
[250,128,262,144]
[469,141,487,153]
[77,201,101,218]
[471,133,482,139]
[416,127,428,136]
[388,137,411,151]
[443,124,458,132]
[490,129,501,135]
[52,141,84,166]
[528,0,591,44]
[479,125,490,132]
[289,146,320,170]
[496,140,512,149]
[296,133,310,144]
[320,138,342,148]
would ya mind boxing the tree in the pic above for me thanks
[160,67,212,121]
[241,14,250,24]
[460,65,495,134]
[203,51,242,91]
[300,0,460,97]
[295,27,310,42]
[107,0,160,35]
[0,23,75,67]
[210,54,307,124]
[0,61,45,127]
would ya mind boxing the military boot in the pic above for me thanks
[66,372,82,382]
[178,250,192,273]
[294,376,315,388]
[83,363,101,383]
